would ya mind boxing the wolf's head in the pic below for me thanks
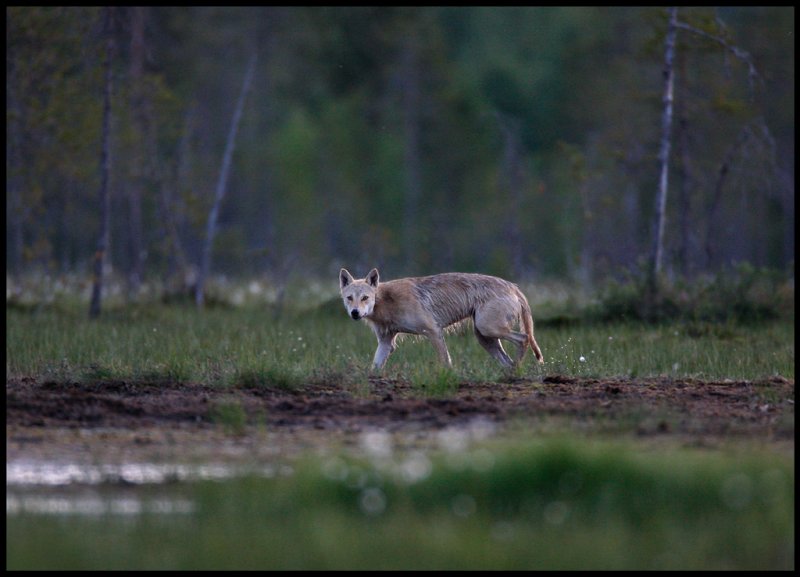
[339,268,379,320]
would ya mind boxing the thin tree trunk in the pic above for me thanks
[127,6,146,298]
[497,113,525,278]
[7,53,24,276]
[319,144,343,262]
[656,9,760,279]
[162,103,195,288]
[676,54,693,276]
[195,52,257,308]
[705,125,750,269]
[89,7,114,319]
[676,123,692,276]
[571,146,593,287]
[158,177,189,290]
[256,10,279,274]
[779,164,794,270]
[649,6,678,288]
[401,34,422,273]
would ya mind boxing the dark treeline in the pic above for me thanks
[6,6,795,292]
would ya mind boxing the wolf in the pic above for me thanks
[339,268,544,371]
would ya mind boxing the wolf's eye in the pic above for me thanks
[346,296,353,302]
[361,296,369,302]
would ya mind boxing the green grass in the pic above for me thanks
[5,303,794,388]
[6,438,793,570]
[539,320,794,380]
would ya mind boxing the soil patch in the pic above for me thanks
[6,375,794,463]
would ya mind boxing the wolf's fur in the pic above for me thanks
[339,268,544,371]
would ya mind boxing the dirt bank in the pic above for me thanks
[6,375,794,463]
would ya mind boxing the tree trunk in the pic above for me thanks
[401,33,423,273]
[649,6,678,289]
[676,118,693,276]
[497,113,525,278]
[126,6,146,298]
[160,103,195,290]
[195,52,257,308]
[705,125,750,269]
[7,51,24,276]
[779,163,794,270]
[319,144,343,263]
[675,48,694,276]
[89,7,114,319]
[255,10,279,274]
[660,10,760,278]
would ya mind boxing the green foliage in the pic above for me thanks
[590,265,793,324]
[6,439,794,569]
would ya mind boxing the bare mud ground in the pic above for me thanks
[6,375,794,465]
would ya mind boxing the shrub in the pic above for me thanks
[588,265,792,324]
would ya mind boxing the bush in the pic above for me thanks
[589,265,793,324]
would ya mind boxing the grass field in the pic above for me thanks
[5,300,794,388]
[5,274,795,570]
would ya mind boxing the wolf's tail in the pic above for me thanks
[516,287,544,364]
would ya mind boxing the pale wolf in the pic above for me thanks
[339,268,544,371]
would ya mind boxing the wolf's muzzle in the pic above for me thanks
[351,310,360,320]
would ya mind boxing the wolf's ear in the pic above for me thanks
[366,268,380,288]
[340,268,354,290]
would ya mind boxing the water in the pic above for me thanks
[6,459,292,517]
[7,419,498,517]
[7,493,197,516]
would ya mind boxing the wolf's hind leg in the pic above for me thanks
[503,331,529,364]
[474,328,514,368]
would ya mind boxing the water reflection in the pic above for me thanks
[7,494,195,516]
[7,460,291,487]
[6,460,292,517]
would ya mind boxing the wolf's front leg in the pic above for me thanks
[371,334,397,372]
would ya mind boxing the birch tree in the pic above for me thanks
[195,51,257,308]
[649,7,677,289]
[497,112,526,278]
[126,6,147,298]
[400,30,423,271]
[88,7,115,319]
[7,45,24,276]
[649,7,760,289]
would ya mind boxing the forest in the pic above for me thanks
[6,7,795,296]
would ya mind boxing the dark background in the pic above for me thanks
[6,7,794,289]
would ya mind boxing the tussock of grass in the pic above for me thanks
[233,366,304,389]
[408,365,461,395]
